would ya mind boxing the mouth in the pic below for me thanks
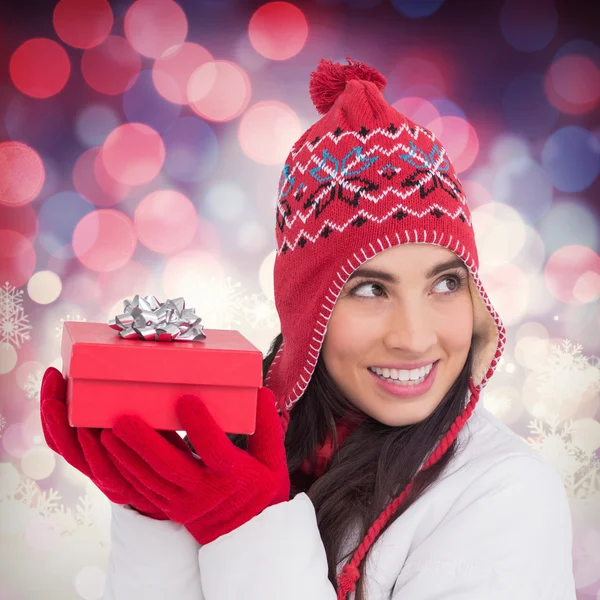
[368,360,439,398]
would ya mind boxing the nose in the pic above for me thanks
[382,298,437,354]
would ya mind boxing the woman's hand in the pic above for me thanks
[100,387,290,545]
[40,367,188,521]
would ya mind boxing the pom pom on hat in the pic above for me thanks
[309,56,387,115]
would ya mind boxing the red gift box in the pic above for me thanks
[60,321,263,433]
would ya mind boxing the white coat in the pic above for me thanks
[102,395,576,600]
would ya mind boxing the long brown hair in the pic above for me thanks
[221,331,474,599]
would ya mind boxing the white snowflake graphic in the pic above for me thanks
[0,281,32,348]
[525,415,600,501]
[55,314,87,338]
[22,369,43,402]
[241,293,279,329]
[194,277,247,329]
[0,412,6,437]
[481,391,513,416]
[533,339,600,406]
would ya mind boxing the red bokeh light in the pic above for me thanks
[426,116,480,173]
[0,204,38,241]
[125,0,188,59]
[134,190,198,254]
[545,55,600,115]
[0,230,36,288]
[81,35,141,95]
[188,60,251,122]
[72,209,137,272]
[100,123,165,186]
[545,245,600,305]
[0,142,45,207]
[152,42,213,105]
[248,2,309,61]
[9,38,71,99]
[53,0,114,49]
[73,147,131,207]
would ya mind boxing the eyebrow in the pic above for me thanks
[347,257,469,285]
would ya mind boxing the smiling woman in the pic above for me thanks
[323,244,473,427]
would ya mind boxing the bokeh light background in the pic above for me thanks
[0,0,599,597]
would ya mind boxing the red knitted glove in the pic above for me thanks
[100,387,290,545]
[40,367,189,521]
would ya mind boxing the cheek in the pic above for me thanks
[439,297,473,349]
[322,307,374,370]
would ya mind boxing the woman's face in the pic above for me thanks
[322,243,474,426]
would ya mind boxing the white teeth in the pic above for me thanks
[370,363,434,381]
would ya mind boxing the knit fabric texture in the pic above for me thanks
[264,57,507,599]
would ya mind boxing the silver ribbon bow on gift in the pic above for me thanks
[108,295,207,341]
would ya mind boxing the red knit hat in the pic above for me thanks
[265,57,506,599]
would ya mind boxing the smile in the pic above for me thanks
[368,362,435,383]
[368,361,439,398]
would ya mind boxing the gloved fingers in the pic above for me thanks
[176,394,247,474]
[40,379,93,479]
[101,428,184,500]
[77,427,140,498]
[110,414,203,488]
[247,387,288,474]
[159,430,191,454]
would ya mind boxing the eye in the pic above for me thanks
[434,272,467,295]
[349,281,387,299]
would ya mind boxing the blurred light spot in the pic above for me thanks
[248,2,309,61]
[152,42,213,105]
[73,209,137,272]
[489,134,531,165]
[481,263,529,325]
[203,181,246,221]
[391,0,445,18]
[472,202,527,267]
[163,117,219,182]
[426,115,479,173]
[134,189,198,254]
[0,343,18,375]
[38,191,95,258]
[427,97,465,120]
[25,516,61,552]
[237,221,267,252]
[82,35,141,95]
[123,69,181,132]
[28,271,62,305]
[73,147,131,207]
[492,156,553,224]
[391,97,440,128]
[125,0,188,59]
[238,100,302,165]
[546,55,600,115]
[9,38,70,98]
[259,251,276,300]
[462,180,493,210]
[74,565,106,600]
[53,0,113,49]
[21,446,56,480]
[545,245,600,305]
[97,261,153,312]
[188,60,251,122]
[162,250,225,303]
[101,123,165,186]
[2,423,29,457]
[347,0,385,6]
[0,230,36,287]
[541,126,600,192]
[513,224,546,275]
[503,72,558,137]
[0,142,45,207]
[500,0,557,52]
[62,271,102,306]
[514,325,549,370]
[75,104,121,147]
[0,204,38,240]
